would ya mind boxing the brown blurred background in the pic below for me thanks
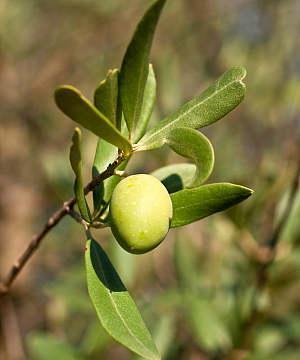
[1,0,300,359]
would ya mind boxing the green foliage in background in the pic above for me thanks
[3,0,297,359]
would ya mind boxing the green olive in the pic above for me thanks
[109,174,173,254]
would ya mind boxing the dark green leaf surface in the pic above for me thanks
[55,85,132,155]
[170,183,253,227]
[133,64,157,143]
[151,163,196,193]
[136,67,246,151]
[94,68,119,126]
[70,128,91,222]
[165,127,214,187]
[85,238,160,360]
[120,0,166,137]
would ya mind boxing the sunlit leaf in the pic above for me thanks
[133,64,157,143]
[136,67,246,151]
[55,85,132,155]
[170,183,253,227]
[70,128,91,222]
[94,68,120,126]
[165,127,214,187]
[120,0,166,137]
[85,237,160,360]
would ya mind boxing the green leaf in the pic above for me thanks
[92,140,118,214]
[93,150,129,217]
[186,296,231,351]
[136,67,246,151]
[133,315,175,360]
[27,333,84,360]
[151,163,196,193]
[55,85,132,155]
[108,236,136,287]
[133,64,157,143]
[165,127,214,187]
[120,0,166,137]
[152,163,196,193]
[170,183,253,228]
[278,189,300,244]
[85,238,160,360]
[70,128,91,222]
[173,237,199,289]
[94,68,119,126]
[92,68,127,213]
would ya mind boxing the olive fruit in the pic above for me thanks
[109,174,173,254]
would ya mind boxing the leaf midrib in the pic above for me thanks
[92,242,156,359]
[139,76,245,147]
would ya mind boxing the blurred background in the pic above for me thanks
[1,0,300,359]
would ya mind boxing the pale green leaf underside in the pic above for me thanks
[170,183,253,228]
[94,68,119,126]
[136,67,246,151]
[92,68,124,212]
[85,238,160,360]
[165,127,214,187]
[120,0,166,136]
[133,64,157,143]
[92,139,118,213]
[151,163,196,193]
[70,128,91,222]
[55,85,132,155]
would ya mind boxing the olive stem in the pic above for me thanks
[114,170,128,177]
[0,154,125,296]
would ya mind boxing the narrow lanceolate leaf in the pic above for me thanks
[165,128,214,187]
[92,140,118,213]
[94,69,119,126]
[174,237,200,289]
[55,85,132,155]
[70,128,91,222]
[133,64,157,143]
[93,69,124,212]
[136,67,247,151]
[85,238,160,360]
[151,163,196,193]
[120,0,166,137]
[186,296,231,351]
[92,140,129,215]
[170,183,253,228]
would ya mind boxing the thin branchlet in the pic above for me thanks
[0,155,125,296]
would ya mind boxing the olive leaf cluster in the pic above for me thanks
[54,0,253,358]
